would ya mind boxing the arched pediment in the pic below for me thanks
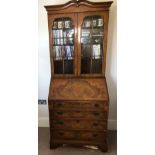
[45,0,113,13]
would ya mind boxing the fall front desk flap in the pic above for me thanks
[49,78,109,101]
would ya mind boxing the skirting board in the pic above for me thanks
[38,117,117,130]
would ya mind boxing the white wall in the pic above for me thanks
[106,0,117,129]
[38,0,117,130]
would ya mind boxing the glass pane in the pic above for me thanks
[54,60,63,74]
[92,59,102,73]
[64,60,74,74]
[81,58,91,73]
[81,16,104,74]
[52,17,75,74]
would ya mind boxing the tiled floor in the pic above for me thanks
[38,128,117,155]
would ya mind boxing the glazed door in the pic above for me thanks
[77,12,109,77]
[48,13,78,77]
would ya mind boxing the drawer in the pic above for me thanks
[51,119,107,131]
[51,130,106,141]
[51,110,107,120]
[52,101,107,110]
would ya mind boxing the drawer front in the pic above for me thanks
[51,130,106,141]
[51,110,107,120]
[52,101,107,110]
[51,120,107,130]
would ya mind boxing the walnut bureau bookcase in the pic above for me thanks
[44,0,113,152]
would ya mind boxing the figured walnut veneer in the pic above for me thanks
[49,78,108,101]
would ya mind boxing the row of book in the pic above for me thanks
[53,29,74,38]
[82,18,103,28]
[53,20,72,29]
[53,46,74,60]
[81,38,103,44]
[53,38,74,45]
[81,29,104,37]
[81,44,102,59]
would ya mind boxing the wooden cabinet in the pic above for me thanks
[45,0,113,152]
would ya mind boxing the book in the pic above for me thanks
[92,44,101,59]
